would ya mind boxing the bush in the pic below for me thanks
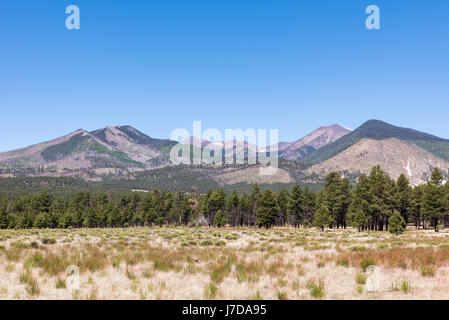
[56,278,66,289]
[360,258,376,272]
[277,291,288,300]
[204,282,219,299]
[306,279,325,299]
[200,240,214,246]
[421,266,435,277]
[401,280,411,294]
[355,273,366,285]
[41,238,56,245]
[215,240,226,246]
[336,258,349,267]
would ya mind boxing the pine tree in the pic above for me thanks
[227,191,240,227]
[249,184,262,226]
[313,205,334,231]
[363,166,395,231]
[256,190,278,229]
[34,213,48,228]
[411,184,425,228]
[207,189,227,225]
[352,210,368,232]
[395,174,412,223]
[288,185,305,227]
[423,168,445,229]
[276,188,290,226]
[0,199,7,229]
[303,187,316,224]
[319,172,350,228]
[389,210,406,235]
[214,209,227,227]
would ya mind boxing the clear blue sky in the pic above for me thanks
[1,0,448,151]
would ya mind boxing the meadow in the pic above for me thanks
[1,226,449,300]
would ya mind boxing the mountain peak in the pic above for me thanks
[301,119,449,164]
[281,124,351,160]
[356,119,444,142]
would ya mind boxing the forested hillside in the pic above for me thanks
[1,166,447,232]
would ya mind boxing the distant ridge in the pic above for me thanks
[301,120,449,164]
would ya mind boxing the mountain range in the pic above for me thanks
[1,120,448,187]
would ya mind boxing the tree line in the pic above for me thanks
[0,165,448,232]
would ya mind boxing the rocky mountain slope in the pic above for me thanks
[0,126,176,179]
[281,124,351,160]
[301,120,449,164]
[305,138,449,185]
[1,120,449,187]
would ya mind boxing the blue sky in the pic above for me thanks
[0,0,448,151]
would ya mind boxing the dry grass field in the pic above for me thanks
[1,226,449,300]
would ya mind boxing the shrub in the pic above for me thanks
[421,266,435,277]
[297,264,305,276]
[302,220,311,228]
[41,238,56,245]
[142,268,154,278]
[204,282,219,299]
[277,279,288,287]
[19,269,40,296]
[277,291,288,300]
[355,273,367,285]
[250,290,263,300]
[200,240,213,246]
[336,258,349,267]
[125,268,136,280]
[401,280,411,294]
[360,258,376,272]
[306,279,325,299]
[56,278,66,289]
[215,240,226,246]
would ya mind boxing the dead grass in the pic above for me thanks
[0,226,449,299]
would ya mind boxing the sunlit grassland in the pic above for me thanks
[1,226,449,299]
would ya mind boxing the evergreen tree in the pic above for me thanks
[303,187,316,224]
[395,174,412,223]
[319,172,350,228]
[288,185,305,227]
[249,184,262,226]
[276,188,290,226]
[227,191,240,227]
[351,210,368,232]
[423,168,446,229]
[213,209,227,227]
[256,190,278,229]
[389,211,406,235]
[34,212,48,229]
[313,205,334,231]
[411,184,425,228]
[0,199,7,229]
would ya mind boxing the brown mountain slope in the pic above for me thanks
[0,129,88,166]
[282,124,351,160]
[305,138,449,185]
